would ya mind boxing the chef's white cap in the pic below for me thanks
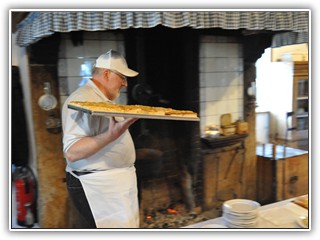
[95,49,139,77]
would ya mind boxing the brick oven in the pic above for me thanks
[134,124,204,228]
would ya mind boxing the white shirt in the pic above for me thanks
[61,80,136,171]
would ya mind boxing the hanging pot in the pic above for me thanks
[38,82,57,111]
[38,93,57,111]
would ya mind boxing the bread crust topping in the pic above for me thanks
[69,101,198,117]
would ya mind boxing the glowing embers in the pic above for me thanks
[142,204,207,228]
[145,208,177,221]
[167,208,177,214]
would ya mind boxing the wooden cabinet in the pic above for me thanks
[257,144,308,205]
[201,135,248,215]
[270,61,309,150]
[292,61,309,149]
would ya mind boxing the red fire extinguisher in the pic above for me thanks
[13,165,37,227]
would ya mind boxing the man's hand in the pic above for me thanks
[107,117,139,142]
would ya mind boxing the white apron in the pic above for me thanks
[67,166,140,228]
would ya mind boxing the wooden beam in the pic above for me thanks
[26,34,74,228]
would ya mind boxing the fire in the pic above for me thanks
[167,208,177,214]
[146,215,152,219]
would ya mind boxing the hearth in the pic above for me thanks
[141,203,208,228]
[133,123,203,228]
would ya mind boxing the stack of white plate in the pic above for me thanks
[222,199,261,228]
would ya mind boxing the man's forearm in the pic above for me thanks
[65,131,112,162]
[65,117,138,162]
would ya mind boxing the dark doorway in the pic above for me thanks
[125,26,200,138]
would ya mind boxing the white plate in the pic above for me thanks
[223,211,258,219]
[222,213,258,222]
[296,216,308,228]
[224,219,257,228]
[223,199,261,214]
[224,218,258,226]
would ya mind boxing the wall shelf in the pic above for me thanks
[201,134,248,149]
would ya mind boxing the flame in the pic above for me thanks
[167,208,177,214]
[146,215,152,219]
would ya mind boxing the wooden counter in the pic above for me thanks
[257,144,309,205]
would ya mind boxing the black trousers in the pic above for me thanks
[66,172,97,228]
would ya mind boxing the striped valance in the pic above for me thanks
[15,11,309,47]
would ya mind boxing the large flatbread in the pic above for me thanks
[69,101,198,118]
[293,194,308,209]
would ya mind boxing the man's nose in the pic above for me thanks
[122,80,128,87]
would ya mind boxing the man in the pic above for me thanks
[62,50,139,228]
